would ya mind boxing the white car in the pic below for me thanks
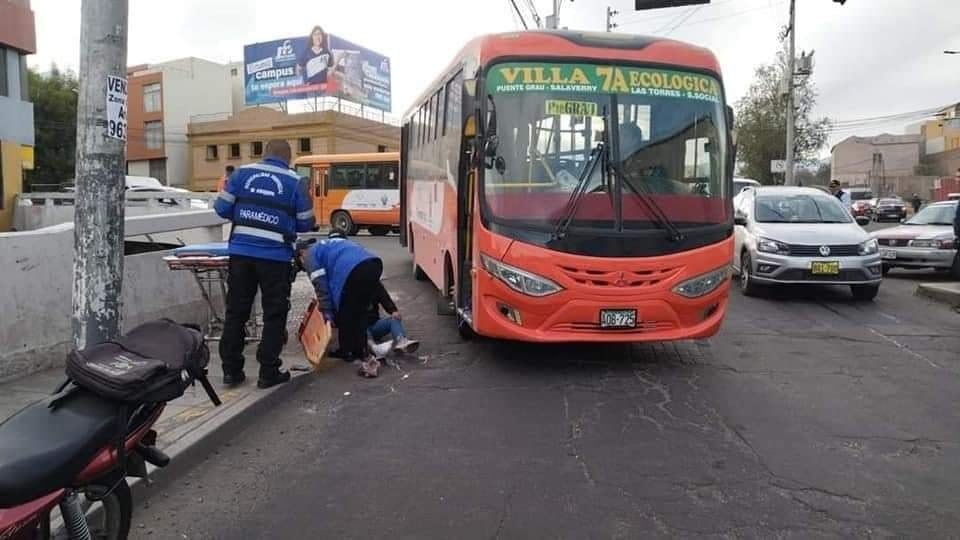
[733,186,883,300]
[733,177,760,195]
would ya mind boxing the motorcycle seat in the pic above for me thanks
[0,388,123,508]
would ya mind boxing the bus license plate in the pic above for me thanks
[810,261,840,275]
[600,309,637,329]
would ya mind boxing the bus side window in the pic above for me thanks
[368,163,399,189]
[316,169,327,197]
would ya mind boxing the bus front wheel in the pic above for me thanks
[331,211,354,235]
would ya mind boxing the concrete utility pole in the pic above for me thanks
[606,6,619,31]
[784,0,798,186]
[73,0,129,348]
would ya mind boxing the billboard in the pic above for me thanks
[243,28,391,111]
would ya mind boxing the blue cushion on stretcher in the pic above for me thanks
[173,242,229,257]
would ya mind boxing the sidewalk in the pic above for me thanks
[0,275,321,483]
[916,281,960,308]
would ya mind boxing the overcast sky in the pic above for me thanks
[29,0,960,153]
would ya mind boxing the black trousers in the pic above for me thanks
[335,259,383,360]
[220,255,293,378]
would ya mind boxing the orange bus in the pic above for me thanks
[401,31,735,342]
[294,152,400,236]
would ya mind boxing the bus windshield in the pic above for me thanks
[483,61,729,234]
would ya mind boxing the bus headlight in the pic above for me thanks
[480,254,562,297]
[673,266,729,299]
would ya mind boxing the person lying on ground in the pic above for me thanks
[366,280,419,360]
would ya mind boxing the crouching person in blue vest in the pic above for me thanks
[302,228,384,374]
[214,139,315,389]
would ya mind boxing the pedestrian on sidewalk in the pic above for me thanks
[366,281,419,360]
[302,228,384,372]
[911,193,922,214]
[215,140,315,389]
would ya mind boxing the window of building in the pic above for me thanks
[251,141,263,157]
[19,55,28,100]
[144,121,163,149]
[329,164,366,189]
[143,83,162,113]
[228,143,241,159]
[230,67,239,76]
[0,144,4,210]
[0,48,8,97]
[377,145,387,153]
[367,163,399,189]
[299,138,312,153]
[206,145,219,160]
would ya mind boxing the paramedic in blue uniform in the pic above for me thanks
[303,229,383,363]
[214,139,315,388]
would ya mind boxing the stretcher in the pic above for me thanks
[163,242,262,343]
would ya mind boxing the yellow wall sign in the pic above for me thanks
[545,100,598,117]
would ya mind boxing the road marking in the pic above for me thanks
[868,327,939,369]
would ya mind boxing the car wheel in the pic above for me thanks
[881,264,891,276]
[739,252,761,297]
[851,284,880,301]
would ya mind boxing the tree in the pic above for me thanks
[25,64,79,191]
[734,43,830,185]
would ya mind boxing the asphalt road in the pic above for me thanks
[135,235,960,539]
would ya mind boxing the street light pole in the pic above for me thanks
[73,0,129,348]
[784,0,797,186]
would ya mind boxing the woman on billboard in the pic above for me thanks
[297,26,334,86]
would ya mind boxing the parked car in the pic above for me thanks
[733,177,761,195]
[873,197,907,222]
[851,199,874,220]
[870,200,959,278]
[733,186,883,300]
[127,186,208,209]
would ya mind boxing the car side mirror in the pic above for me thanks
[734,213,747,226]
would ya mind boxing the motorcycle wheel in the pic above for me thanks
[49,480,132,540]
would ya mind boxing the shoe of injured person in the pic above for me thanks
[394,337,420,354]
[368,339,394,360]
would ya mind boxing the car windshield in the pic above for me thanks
[755,193,852,223]
[905,203,957,225]
[483,61,729,233]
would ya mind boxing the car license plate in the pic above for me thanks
[810,261,840,275]
[600,309,637,329]
[881,249,897,260]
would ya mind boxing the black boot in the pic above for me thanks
[257,370,291,389]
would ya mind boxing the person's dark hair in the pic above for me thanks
[264,139,292,164]
[225,165,235,174]
[309,26,328,49]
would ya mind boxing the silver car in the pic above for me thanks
[870,200,959,279]
[733,187,883,300]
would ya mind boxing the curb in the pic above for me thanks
[915,283,960,308]
[129,368,314,502]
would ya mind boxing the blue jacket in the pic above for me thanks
[214,158,315,262]
[303,237,379,319]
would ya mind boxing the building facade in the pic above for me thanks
[187,107,399,191]
[0,0,35,231]
[831,134,923,186]
[126,58,233,187]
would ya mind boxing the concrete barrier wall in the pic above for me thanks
[0,212,226,382]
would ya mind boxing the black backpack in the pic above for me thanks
[65,319,218,405]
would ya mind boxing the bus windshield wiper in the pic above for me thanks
[552,142,605,241]
[612,162,685,242]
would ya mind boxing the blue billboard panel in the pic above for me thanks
[243,30,391,112]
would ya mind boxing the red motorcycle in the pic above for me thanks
[0,321,220,539]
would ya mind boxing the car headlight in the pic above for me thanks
[480,254,562,297]
[859,238,879,255]
[757,237,789,255]
[673,266,729,299]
